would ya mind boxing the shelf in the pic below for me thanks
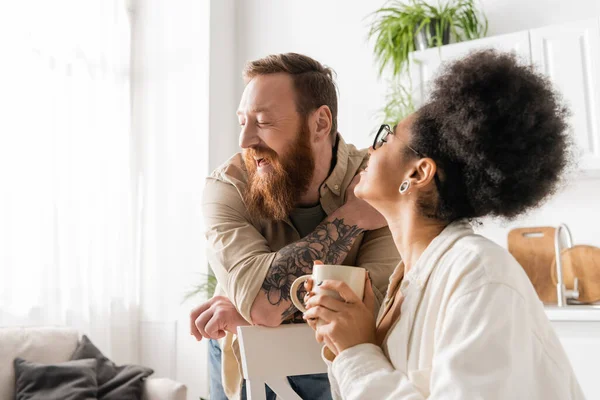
[544,305,600,321]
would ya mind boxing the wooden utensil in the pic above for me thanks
[550,245,600,304]
[508,227,557,303]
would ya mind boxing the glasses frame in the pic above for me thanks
[373,124,425,157]
[372,124,442,193]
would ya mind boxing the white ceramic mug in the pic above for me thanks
[290,264,366,313]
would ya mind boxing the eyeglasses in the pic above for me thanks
[373,124,425,157]
[373,123,442,193]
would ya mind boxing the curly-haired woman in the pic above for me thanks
[303,50,584,399]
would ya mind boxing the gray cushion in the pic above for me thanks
[13,357,97,400]
[70,335,153,400]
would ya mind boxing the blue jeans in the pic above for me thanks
[209,339,332,400]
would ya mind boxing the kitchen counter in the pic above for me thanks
[544,305,600,321]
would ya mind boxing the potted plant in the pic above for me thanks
[369,0,488,76]
[368,0,487,127]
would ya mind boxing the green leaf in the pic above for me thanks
[367,0,487,76]
[182,272,218,304]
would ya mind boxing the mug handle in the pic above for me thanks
[289,274,312,313]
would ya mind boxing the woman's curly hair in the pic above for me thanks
[412,49,572,221]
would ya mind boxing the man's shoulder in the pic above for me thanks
[204,153,247,205]
[209,153,248,185]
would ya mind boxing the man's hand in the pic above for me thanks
[190,296,250,341]
[337,173,387,231]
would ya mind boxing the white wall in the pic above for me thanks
[132,0,210,398]
[214,0,600,249]
[209,0,240,173]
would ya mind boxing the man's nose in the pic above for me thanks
[239,124,260,149]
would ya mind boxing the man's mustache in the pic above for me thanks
[245,147,278,161]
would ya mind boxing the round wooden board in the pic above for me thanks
[550,245,600,303]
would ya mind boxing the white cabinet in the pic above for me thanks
[408,20,600,174]
[409,47,443,107]
[441,30,531,63]
[409,31,531,107]
[530,18,600,172]
[549,319,600,400]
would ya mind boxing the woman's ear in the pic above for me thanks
[311,105,332,143]
[410,158,437,190]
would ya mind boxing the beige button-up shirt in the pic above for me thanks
[202,136,400,399]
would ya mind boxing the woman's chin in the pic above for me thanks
[353,182,368,200]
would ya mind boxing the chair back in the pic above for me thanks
[237,324,327,399]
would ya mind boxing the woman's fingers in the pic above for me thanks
[317,324,339,356]
[306,315,319,331]
[303,305,336,322]
[304,277,314,293]
[305,293,346,312]
[318,280,361,304]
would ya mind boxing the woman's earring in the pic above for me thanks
[399,180,410,194]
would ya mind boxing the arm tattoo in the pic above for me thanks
[262,218,363,313]
[280,284,307,322]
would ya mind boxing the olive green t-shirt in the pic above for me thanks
[289,204,327,238]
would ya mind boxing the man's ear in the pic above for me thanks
[310,105,333,143]
[410,158,437,190]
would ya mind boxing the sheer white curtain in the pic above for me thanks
[0,0,139,363]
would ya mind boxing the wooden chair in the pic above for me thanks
[237,324,327,400]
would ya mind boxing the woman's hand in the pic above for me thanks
[303,273,377,356]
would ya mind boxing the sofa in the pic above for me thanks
[0,326,187,400]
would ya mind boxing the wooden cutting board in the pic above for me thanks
[550,245,600,303]
[508,227,557,303]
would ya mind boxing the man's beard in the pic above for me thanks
[243,122,315,221]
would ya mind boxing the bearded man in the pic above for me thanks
[192,53,400,400]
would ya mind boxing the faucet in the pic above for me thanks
[554,223,579,307]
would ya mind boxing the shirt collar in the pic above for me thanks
[403,220,474,290]
[323,134,350,197]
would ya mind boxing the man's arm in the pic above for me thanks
[251,174,388,326]
[203,174,386,327]
[251,214,365,326]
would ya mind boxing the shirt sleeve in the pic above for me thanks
[202,177,276,324]
[331,283,535,400]
[321,347,343,400]
[355,226,400,311]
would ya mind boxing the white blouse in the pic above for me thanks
[325,221,585,400]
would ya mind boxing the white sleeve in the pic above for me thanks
[332,283,530,400]
[332,343,426,400]
[322,346,343,400]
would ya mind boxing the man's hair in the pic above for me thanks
[243,53,338,138]
[411,49,572,222]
